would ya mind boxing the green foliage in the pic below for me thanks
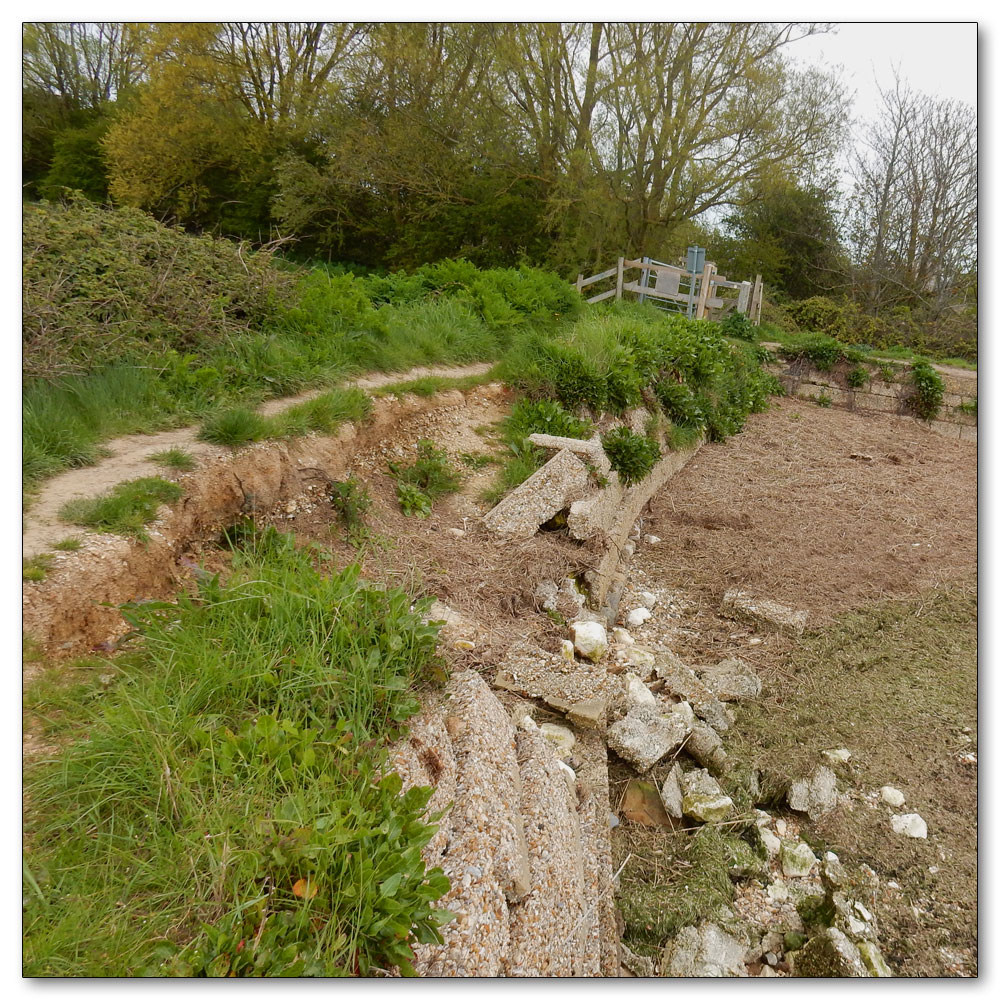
[777,333,867,370]
[396,483,433,519]
[955,399,977,416]
[198,407,271,448]
[601,427,661,486]
[23,531,451,976]
[149,448,197,471]
[388,440,461,518]
[23,554,55,581]
[325,477,372,540]
[50,537,82,552]
[908,360,945,421]
[58,476,183,540]
[22,200,293,378]
[816,393,833,408]
[720,310,757,341]
[846,365,870,389]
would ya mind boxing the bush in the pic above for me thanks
[22,199,293,377]
[908,360,945,420]
[601,427,661,486]
[720,310,757,341]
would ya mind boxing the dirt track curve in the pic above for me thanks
[22,363,493,558]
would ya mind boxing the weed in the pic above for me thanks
[149,447,197,471]
[22,530,453,976]
[955,399,977,416]
[908,360,945,420]
[601,427,661,486]
[57,476,183,540]
[815,393,833,408]
[878,362,898,384]
[326,476,372,540]
[198,407,270,447]
[845,365,870,389]
[459,452,495,469]
[23,554,55,581]
[50,537,82,551]
[389,440,462,506]
[397,482,433,518]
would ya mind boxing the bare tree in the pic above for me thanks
[848,77,977,315]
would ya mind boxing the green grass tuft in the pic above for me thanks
[149,447,197,471]
[197,407,271,447]
[58,477,183,540]
[50,537,83,551]
[23,554,55,581]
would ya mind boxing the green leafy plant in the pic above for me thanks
[720,310,757,341]
[601,427,661,486]
[908,360,945,420]
[150,447,197,471]
[23,531,453,977]
[878,363,897,384]
[955,399,977,416]
[389,440,462,509]
[815,392,833,408]
[397,482,433,518]
[326,476,372,540]
[846,365,870,389]
[459,452,494,469]
[57,476,183,540]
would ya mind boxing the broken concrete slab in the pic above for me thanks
[571,620,608,662]
[660,763,684,819]
[526,432,612,477]
[654,649,733,732]
[791,927,870,978]
[720,589,809,636]
[787,766,839,820]
[606,708,689,773]
[685,720,728,775]
[660,923,748,977]
[483,448,592,539]
[696,657,763,702]
[680,768,734,823]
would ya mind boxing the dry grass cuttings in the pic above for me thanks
[644,398,976,623]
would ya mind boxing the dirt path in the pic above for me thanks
[21,363,493,558]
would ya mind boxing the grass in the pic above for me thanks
[198,389,373,448]
[50,537,82,551]
[22,528,452,977]
[57,477,184,540]
[371,369,498,398]
[724,583,977,976]
[149,447,197,471]
[23,554,55,581]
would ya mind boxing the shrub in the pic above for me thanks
[846,366,870,389]
[22,199,292,378]
[908,360,945,420]
[601,427,661,486]
[720,310,757,341]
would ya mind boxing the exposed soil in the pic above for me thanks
[22,381,977,978]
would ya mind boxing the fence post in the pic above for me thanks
[695,261,715,319]
[576,273,584,295]
[737,281,751,314]
[615,257,625,300]
[751,274,763,325]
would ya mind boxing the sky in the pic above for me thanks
[789,22,978,127]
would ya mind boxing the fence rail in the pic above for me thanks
[575,256,762,324]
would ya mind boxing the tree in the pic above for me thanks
[713,180,846,298]
[848,78,977,315]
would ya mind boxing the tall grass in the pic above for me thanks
[23,529,451,977]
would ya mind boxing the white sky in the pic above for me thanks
[789,22,978,126]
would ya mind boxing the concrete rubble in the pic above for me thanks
[720,588,809,636]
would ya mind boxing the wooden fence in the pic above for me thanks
[574,256,763,324]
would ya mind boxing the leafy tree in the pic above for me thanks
[712,181,846,299]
